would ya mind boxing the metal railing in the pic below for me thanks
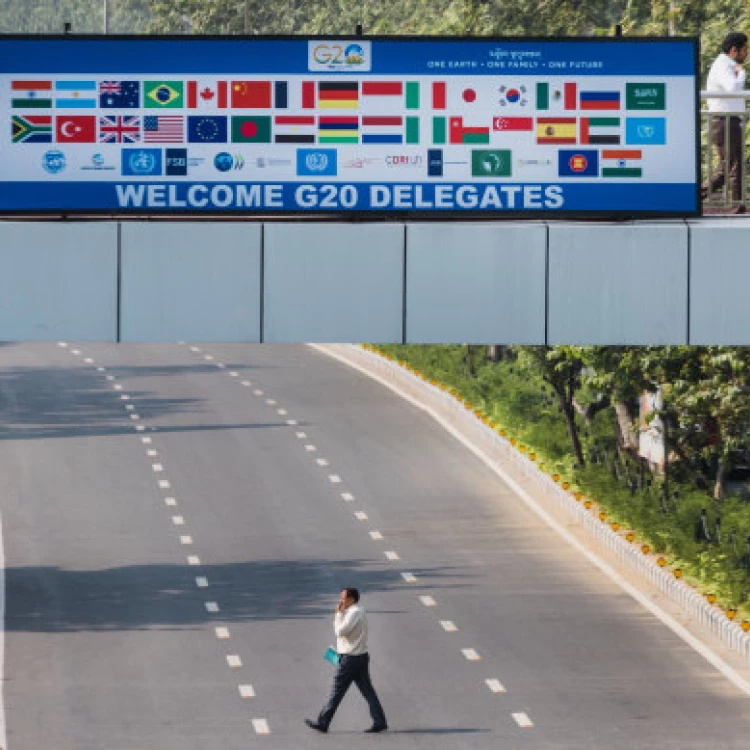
[700,91,750,213]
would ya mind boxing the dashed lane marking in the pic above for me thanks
[486,679,506,693]
[215,627,230,640]
[141,437,152,444]
[384,551,399,561]
[305,445,316,452]
[402,573,418,584]
[187,556,201,566]
[462,649,481,661]
[419,595,436,606]
[370,531,383,540]
[180,535,193,545]
[165,498,177,506]
[341,493,354,502]
[286,420,298,426]
[316,459,329,467]
[239,685,255,698]
[229,371,239,377]
[440,621,458,633]
[152,463,164,472]
[135,425,145,432]
[266,399,276,405]
[252,719,270,735]
[277,409,288,416]
[512,713,533,728]
[226,655,242,667]
[159,480,171,489]
[328,475,342,484]
[172,516,185,526]
[354,512,368,521]
[205,602,220,613]
[196,577,209,588]
[295,432,307,439]
[241,381,252,387]
[147,450,158,457]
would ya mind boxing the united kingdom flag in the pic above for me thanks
[99,115,141,143]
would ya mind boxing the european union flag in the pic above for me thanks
[99,80,140,108]
[187,115,227,143]
[625,118,666,146]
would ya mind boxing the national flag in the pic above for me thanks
[580,91,621,111]
[536,82,577,111]
[361,81,403,99]
[55,80,97,108]
[12,114,52,143]
[186,80,228,109]
[274,115,315,143]
[302,81,316,109]
[405,81,419,109]
[580,117,620,145]
[11,80,52,108]
[433,117,447,144]
[449,117,490,145]
[99,115,141,143]
[275,82,288,108]
[318,115,358,143]
[318,82,359,109]
[143,115,184,143]
[493,116,533,132]
[536,117,576,144]
[558,149,598,177]
[625,117,666,146]
[99,80,140,108]
[144,81,184,109]
[432,82,446,109]
[499,85,528,107]
[231,81,272,108]
[187,115,227,143]
[405,116,419,144]
[360,115,403,144]
[56,115,96,143]
[471,149,511,177]
[601,149,642,178]
[231,115,271,143]
[626,83,666,111]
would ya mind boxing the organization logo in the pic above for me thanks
[121,148,163,176]
[42,149,66,174]
[385,155,423,167]
[557,149,598,177]
[214,152,245,172]
[80,152,115,171]
[255,157,292,168]
[308,40,372,72]
[427,149,443,177]
[342,157,379,169]
[471,149,511,177]
[166,148,188,176]
[296,148,337,177]
[626,118,666,146]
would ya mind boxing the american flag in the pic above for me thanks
[143,115,184,143]
[99,115,140,143]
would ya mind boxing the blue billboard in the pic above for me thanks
[0,35,699,216]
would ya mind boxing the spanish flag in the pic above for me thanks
[536,117,576,144]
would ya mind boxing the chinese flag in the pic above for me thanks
[230,81,272,108]
[56,115,96,143]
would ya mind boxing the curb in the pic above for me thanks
[312,343,750,664]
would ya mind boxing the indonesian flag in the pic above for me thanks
[186,80,228,109]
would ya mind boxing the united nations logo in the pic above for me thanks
[305,152,329,172]
[42,149,66,174]
[128,150,157,175]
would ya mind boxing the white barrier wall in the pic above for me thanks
[0,219,746,343]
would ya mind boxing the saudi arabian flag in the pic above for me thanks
[144,81,184,108]
[231,115,271,143]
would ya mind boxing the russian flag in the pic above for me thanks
[580,91,621,111]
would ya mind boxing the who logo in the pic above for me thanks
[297,149,337,177]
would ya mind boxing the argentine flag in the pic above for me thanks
[55,80,97,109]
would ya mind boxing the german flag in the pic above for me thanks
[318,82,359,109]
[536,117,576,144]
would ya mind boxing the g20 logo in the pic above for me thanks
[309,41,371,71]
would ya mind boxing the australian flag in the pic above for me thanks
[100,80,140,108]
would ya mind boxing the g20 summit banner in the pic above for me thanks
[0,35,699,216]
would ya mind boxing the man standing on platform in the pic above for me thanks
[306,588,388,734]
[704,32,748,213]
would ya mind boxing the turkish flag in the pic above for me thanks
[56,115,97,143]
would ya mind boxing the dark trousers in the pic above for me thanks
[318,653,386,729]
[707,117,744,201]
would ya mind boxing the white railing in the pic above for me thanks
[700,90,750,211]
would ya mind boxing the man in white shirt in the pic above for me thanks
[704,32,748,211]
[306,588,388,734]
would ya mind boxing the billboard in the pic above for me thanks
[0,35,699,217]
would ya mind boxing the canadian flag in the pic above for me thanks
[186,81,228,109]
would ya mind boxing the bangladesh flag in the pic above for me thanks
[231,115,271,143]
[12,114,52,143]
[144,81,184,108]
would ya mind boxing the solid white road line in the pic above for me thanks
[440,621,458,632]
[205,602,220,613]
[462,648,481,661]
[401,573,418,584]
[239,684,255,698]
[485,679,506,693]
[252,718,270,735]
[512,712,533,728]
[419,595,436,606]
[313,345,750,701]
[226,655,242,667]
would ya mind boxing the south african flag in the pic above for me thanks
[12,114,52,143]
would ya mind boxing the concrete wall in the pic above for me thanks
[0,219,746,344]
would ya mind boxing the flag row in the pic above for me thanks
[9,79,667,113]
[12,113,668,148]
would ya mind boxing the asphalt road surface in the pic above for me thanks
[1,342,749,750]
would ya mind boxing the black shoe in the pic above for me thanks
[305,719,328,733]
[364,724,388,733]
[731,204,746,214]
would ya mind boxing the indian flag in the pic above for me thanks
[11,80,52,108]
[601,149,642,178]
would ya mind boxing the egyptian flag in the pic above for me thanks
[274,115,315,143]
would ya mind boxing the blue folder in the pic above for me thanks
[324,647,340,666]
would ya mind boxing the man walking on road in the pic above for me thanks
[306,588,388,734]
[703,31,748,212]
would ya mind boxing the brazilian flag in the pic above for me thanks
[144,81,184,109]
[12,115,52,143]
